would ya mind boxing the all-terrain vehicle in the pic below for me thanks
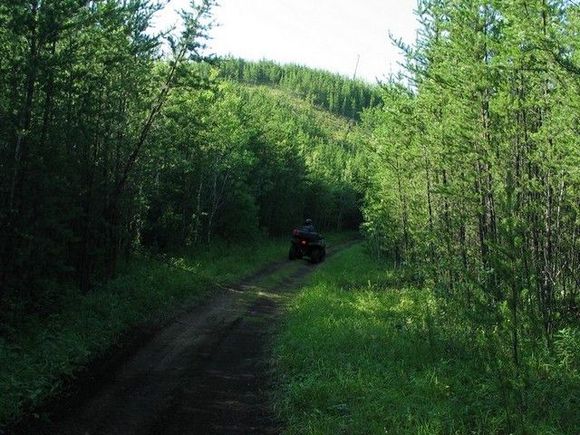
[288,228,326,263]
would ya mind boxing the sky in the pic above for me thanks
[154,0,419,83]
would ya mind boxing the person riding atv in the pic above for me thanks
[302,218,316,233]
[288,219,326,263]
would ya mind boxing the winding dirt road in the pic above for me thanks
[21,241,355,435]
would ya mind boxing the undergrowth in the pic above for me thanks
[273,244,579,434]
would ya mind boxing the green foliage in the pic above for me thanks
[218,58,381,120]
[141,79,365,248]
[274,244,580,434]
[0,0,215,307]
[0,2,365,319]
[362,0,579,371]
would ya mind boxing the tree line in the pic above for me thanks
[218,57,382,120]
[0,1,365,318]
[363,0,578,367]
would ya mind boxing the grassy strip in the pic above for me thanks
[0,232,352,428]
[273,244,579,434]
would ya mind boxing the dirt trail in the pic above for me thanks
[29,241,356,435]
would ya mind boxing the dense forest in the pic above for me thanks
[352,1,579,430]
[0,1,365,317]
[217,58,382,120]
[0,0,578,432]
[362,0,578,356]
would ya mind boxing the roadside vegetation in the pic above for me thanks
[354,4,579,433]
[274,244,579,434]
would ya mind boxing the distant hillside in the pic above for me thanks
[217,58,381,120]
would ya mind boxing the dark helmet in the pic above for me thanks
[305,218,313,225]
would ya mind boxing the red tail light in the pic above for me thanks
[301,240,307,245]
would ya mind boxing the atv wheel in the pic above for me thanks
[289,245,299,260]
[310,248,323,263]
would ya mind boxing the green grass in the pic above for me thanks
[273,244,580,434]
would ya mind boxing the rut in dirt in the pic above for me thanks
[145,264,315,435]
[148,294,281,434]
[33,242,356,435]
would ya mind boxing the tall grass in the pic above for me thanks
[273,244,579,434]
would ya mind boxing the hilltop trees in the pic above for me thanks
[140,79,364,250]
[218,58,381,120]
